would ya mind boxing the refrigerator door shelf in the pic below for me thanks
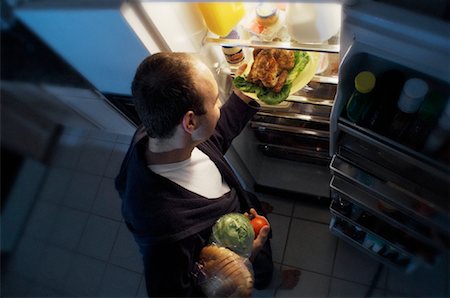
[329,216,418,273]
[330,178,449,252]
[329,201,438,266]
[338,118,449,175]
[330,39,450,156]
[336,125,449,201]
[330,155,450,235]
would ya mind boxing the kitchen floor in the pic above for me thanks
[1,126,448,298]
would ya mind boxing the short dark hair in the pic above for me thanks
[131,52,206,138]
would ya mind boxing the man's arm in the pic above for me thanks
[208,91,260,154]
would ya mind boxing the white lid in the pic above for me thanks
[397,78,429,113]
[256,3,277,18]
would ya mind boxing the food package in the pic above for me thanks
[196,245,254,297]
[210,213,255,257]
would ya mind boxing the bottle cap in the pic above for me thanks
[397,78,429,113]
[354,71,376,94]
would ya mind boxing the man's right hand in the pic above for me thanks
[233,63,254,104]
[244,208,270,262]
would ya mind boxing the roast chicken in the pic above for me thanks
[246,49,296,93]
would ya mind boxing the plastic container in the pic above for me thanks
[197,2,245,37]
[285,3,341,44]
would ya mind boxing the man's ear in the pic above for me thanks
[181,111,198,134]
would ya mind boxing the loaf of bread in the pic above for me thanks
[198,245,254,297]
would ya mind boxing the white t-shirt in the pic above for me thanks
[148,148,231,199]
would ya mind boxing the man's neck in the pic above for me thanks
[145,137,196,165]
[145,147,194,165]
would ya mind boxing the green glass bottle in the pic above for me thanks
[346,71,376,124]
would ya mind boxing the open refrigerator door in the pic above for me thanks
[330,0,450,272]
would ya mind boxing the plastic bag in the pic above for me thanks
[195,245,254,298]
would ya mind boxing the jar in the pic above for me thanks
[255,3,279,28]
[221,30,245,65]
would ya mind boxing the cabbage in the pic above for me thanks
[211,213,254,257]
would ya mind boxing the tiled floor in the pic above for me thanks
[1,127,449,297]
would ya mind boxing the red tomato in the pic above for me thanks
[251,216,269,238]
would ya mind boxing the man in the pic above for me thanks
[115,52,273,296]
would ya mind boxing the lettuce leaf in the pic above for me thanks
[257,83,292,105]
[287,51,310,84]
[233,76,258,93]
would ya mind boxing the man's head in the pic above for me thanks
[132,52,220,144]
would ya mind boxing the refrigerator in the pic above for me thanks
[118,0,450,273]
[13,0,450,274]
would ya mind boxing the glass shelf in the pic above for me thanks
[205,37,340,53]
